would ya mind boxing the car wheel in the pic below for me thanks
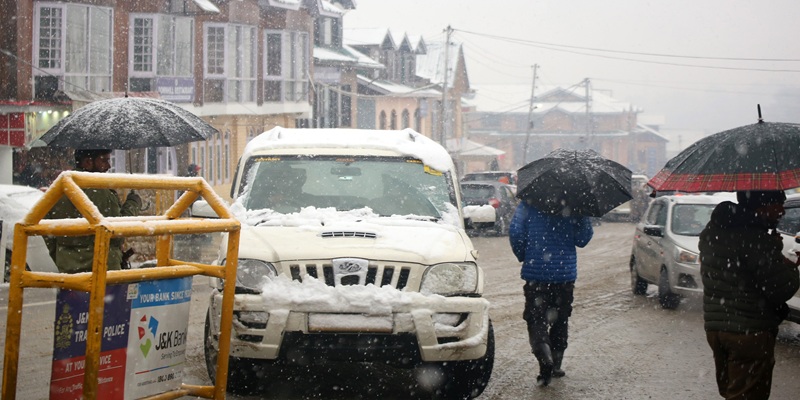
[493,215,507,236]
[4,250,31,283]
[658,267,680,309]
[629,255,648,296]
[204,310,277,395]
[423,321,495,399]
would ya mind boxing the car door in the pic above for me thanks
[636,199,668,282]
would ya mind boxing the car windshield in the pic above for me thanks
[777,205,800,235]
[240,155,454,218]
[670,204,715,236]
[5,188,43,209]
[461,184,495,200]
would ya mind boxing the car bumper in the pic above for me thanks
[669,262,703,297]
[207,290,491,363]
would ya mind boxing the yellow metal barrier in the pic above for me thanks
[2,171,241,400]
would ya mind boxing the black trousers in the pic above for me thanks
[706,329,776,400]
[523,281,574,352]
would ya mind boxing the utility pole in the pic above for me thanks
[439,25,453,146]
[584,77,592,149]
[523,64,538,164]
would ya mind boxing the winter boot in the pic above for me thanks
[552,350,566,378]
[532,343,554,387]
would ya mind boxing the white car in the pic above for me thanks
[775,192,800,324]
[198,128,494,398]
[629,193,734,309]
[0,184,58,282]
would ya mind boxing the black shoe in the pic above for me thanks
[552,350,566,378]
[536,365,553,387]
[532,343,554,387]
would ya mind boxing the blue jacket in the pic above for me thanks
[509,202,594,283]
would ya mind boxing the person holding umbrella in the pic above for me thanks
[699,190,800,399]
[510,148,630,387]
[508,193,594,387]
[44,149,142,273]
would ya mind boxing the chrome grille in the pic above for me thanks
[321,231,378,238]
[288,262,411,289]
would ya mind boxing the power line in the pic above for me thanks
[456,29,800,63]
[455,29,800,73]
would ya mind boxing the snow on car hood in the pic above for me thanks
[228,204,473,265]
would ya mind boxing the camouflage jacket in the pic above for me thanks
[45,188,141,273]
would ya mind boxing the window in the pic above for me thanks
[379,111,387,129]
[33,3,113,97]
[144,147,177,175]
[401,109,410,129]
[414,108,421,132]
[390,110,397,130]
[129,14,194,94]
[314,17,340,47]
[264,30,309,102]
[204,23,256,103]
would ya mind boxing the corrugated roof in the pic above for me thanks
[344,27,391,48]
[415,40,461,88]
[356,75,439,97]
[314,45,384,69]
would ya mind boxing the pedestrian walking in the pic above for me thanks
[508,198,594,387]
[699,190,800,400]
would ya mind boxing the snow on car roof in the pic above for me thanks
[243,127,454,172]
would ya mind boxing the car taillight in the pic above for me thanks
[489,198,500,208]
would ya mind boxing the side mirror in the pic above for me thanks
[190,200,219,218]
[643,225,664,238]
[795,232,800,244]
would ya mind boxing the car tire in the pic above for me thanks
[425,321,495,399]
[493,216,507,236]
[4,250,31,283]
[658,268,680,309]
[629,255,648,296]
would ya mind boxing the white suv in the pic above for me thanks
[201,127,494,398]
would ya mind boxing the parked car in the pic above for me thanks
[629,193,734,309]
[460,180,518,236]
[462,171,518,192]
[605,174,650,222]
[0,184,59,282]
[195,127,494,398]
[775,192,800,324]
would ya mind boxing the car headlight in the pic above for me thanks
[674,247,699,264]
[218,258,278,293]
[420,262,478,295]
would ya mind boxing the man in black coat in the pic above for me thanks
[699,190,800,400]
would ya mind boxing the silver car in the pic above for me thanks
[775,193,800,324]
[629,194,734,309]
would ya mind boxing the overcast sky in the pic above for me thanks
[344,0,800,135]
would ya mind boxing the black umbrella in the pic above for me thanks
[649,119,800,193]
[516,148,633,217]
[37,97,217,149]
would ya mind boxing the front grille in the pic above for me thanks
[321,231,377,238]
[288,262,412,289]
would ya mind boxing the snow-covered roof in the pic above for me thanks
[244,127,455,172]
[344,27,392,48]
[356,75,439,97]
[415,40,461,88]
[469,84,640,115]
[406,34,426,54]
[314,45,384,69]
[318,0,344,17]
[262,0,301,10]
[445,138,505,157]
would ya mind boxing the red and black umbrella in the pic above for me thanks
[649,120,800,193]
